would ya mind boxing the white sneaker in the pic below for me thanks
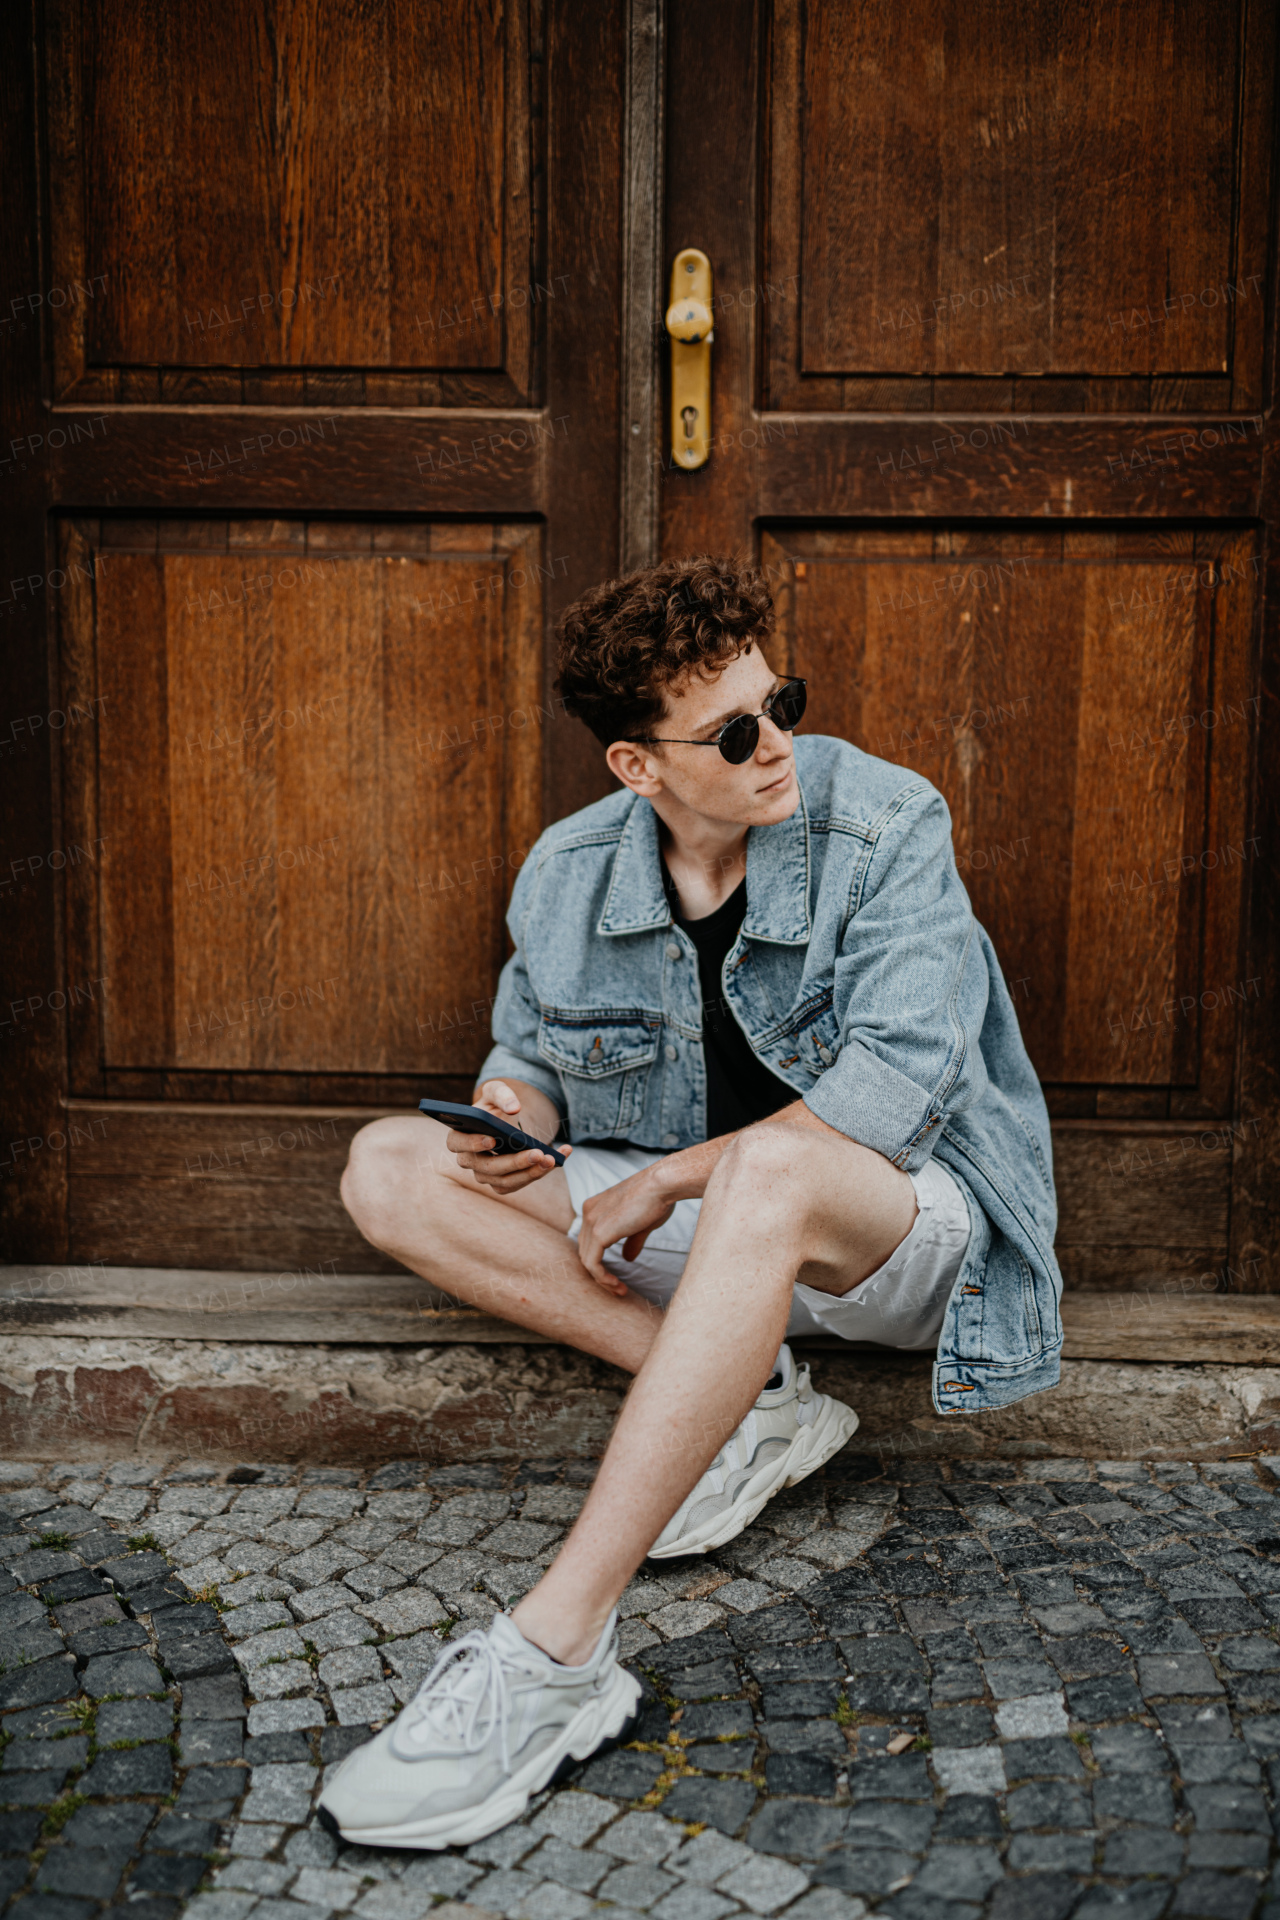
[647,1344,858,1559]
[317,1610,640,1849]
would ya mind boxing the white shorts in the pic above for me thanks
[563,1143,972,1351]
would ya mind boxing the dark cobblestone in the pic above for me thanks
[1005,1781,1091,1829]
[77,1747,173,1798]
[1001,1736,1084,1779]
[1094,1771,1176,1823]
[1170,1870,1261,1918]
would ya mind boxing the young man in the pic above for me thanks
[320,556,1061,1849]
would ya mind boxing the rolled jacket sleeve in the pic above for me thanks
[475,854,567,1116]
[803,787,988,1172]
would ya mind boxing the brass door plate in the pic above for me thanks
[666,248,712,470]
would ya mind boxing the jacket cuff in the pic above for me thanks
[475,1046,567,1118]
[803,1038,945,1172]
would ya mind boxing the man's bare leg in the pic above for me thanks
[340,1116,662,1374]
[512,1119,916,1663]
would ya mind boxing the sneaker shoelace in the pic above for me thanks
[393,1628,539,1768]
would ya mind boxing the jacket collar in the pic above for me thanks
[597,783,812,945]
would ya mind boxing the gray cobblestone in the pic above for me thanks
[349,1887,429,1920]
[223,1601,293,1641]
[290,1867,360,1907]
[297,1491,364,1519]
[415,1508,486,1546]
[669,1831,755,1883]
[280,1543,368,1587]
[518,1881,598,1919]
[427,1548,501,1592]
[215,1861,297,1895]
[246,1697,326,1735]
[159,1488,235,1516]
[599,1860,681,1906]
[522,1835,615,1891]
[183,1896,260,1920]
[240,1762,318,1824]
[245,1657,315,1698]
[284,1827,340,1868]
[317,1644,383,1689]
[254,1899,330,1920]
[357,1588,449,1636]
[465,1821,541,1868]
[234,1625,307,1669]
[651,1886,742,1920]
[376,1542,441,1577]
[331,1680,396,1724]
[785,1896,870,1920]
[466,1865,541,1912]
[396,1854,478,1897]
[342,1562,407,1599]
[289,1582,357,1620]
[530,1788,620,1844]
[605,1810,686,1862]
[227,1819,286,1856]
[718,1851,810,1911]
[264,1520,328,1552]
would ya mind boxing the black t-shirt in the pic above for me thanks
[663,867,796,1140]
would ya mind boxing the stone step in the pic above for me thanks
[3,1264,1280,1360]
[3,1267,1280,1464]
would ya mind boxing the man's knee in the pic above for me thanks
[711,1120,813,1198]
[341,1115,436,1240]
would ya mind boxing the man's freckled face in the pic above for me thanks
[647,647,802,828]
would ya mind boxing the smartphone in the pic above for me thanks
[418,1098,567,1167]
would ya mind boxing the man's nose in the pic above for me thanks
[756,714,791,756]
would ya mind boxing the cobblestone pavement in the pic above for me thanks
[6,1451,1280,1920]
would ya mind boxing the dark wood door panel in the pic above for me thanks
[765,523,1257,1108]
[65,1102,406,1273]
[765,0,1274,413]
[47,0,540,407]
[59,517,545,1096]
[1054,1125,1231,1249]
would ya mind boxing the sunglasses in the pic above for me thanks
[637,677,808,765]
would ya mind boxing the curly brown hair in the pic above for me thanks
[555,555,774,746]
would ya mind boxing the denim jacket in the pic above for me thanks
[480,734,1063,1414]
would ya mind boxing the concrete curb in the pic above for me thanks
[3,1336,1280,1464]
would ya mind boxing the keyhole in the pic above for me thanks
[681,405,698,439]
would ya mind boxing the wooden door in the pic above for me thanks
[3,0,626,1268]
[661,0,1279,1297]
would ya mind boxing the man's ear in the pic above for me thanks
[605,738,665,796]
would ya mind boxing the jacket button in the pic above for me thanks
[662,1132,679,1147]
[665,942,682,960]
[665,1044,678,1062]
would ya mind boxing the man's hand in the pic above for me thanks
[574,1104,832,1294]
[445,1080,570,1195]
[577,1165,676,1296]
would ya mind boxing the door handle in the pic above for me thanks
[666,248,712,470]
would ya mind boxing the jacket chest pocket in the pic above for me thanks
[776,989,841,1078]
[537,1013,659,1139]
